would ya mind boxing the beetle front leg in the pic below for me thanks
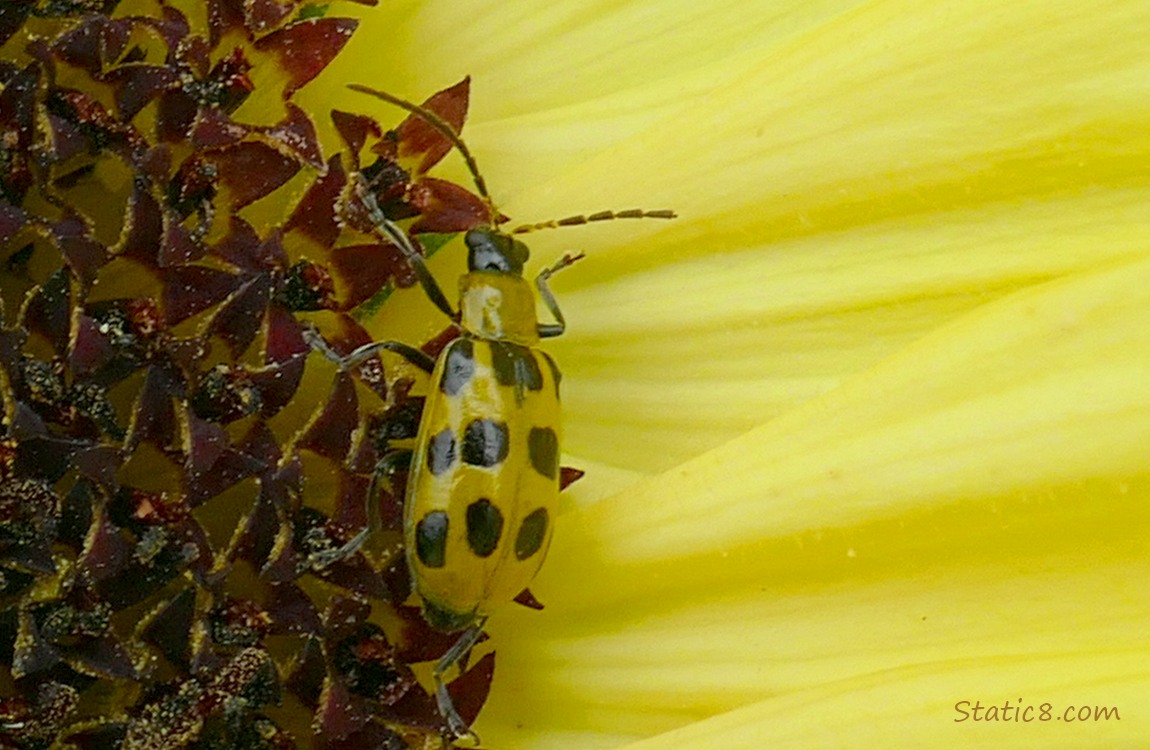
[535,252,585,338]
[353,173,458,321]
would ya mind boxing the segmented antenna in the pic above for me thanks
[511,209,677,234]
[348,83,496,221]
[348,83,676,232]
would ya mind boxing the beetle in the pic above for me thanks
[304,84,674,741]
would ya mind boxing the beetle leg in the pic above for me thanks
[535,252,585,338]
[433,619,488,743]
[311,449,412,568]
[303,323,436,374]
[363,448,412,537]
[310,527,369,569]
[353,173,457,320]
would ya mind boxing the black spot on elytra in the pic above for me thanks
[540,351,562,399]
[440,339,475,396]
[415,511,449,568]
[427,429,456,475]
[528,426,558,479]
[490,342,543,398]
[515,508,549,561]
[462,418,509,467]
[466,498,503,557]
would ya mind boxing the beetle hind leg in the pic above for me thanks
[311,449,413,569]
[433,620,488,744]
[309,526,369,569]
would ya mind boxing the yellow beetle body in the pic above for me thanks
[303,225,578,741]
[400,230,566,633]
[405,307,561,631]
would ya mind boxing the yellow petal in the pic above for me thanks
[478,251,1150,745]
[307,0,1150,475]
[295,3,1150,746]
[618,651,1150,749]
[556,186,1150,471]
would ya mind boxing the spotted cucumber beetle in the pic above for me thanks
[305,83,674,741]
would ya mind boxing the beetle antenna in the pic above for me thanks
[348,83,496,222]
[349,84,677,234]
[511,208,677,234]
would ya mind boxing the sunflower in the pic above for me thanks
[309,1,1150,747]
[4,0,1150,748]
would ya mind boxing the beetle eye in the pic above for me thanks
[465,228,529,274]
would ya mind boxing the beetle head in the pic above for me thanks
[465,227,529,275]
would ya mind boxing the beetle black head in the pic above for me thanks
[465,227,530,275]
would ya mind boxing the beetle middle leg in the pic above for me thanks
[302,323,436,374]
